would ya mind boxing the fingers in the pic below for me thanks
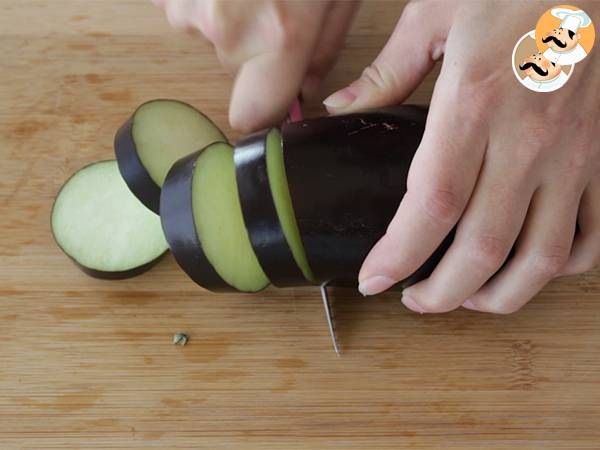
[562,178,600,275]
[232,0,359,126]
[323,2,449,113]
[463,182,581,314]
[155,0,333,131]
[401,147,537,313]
[357,74,488,296]
[228,49,311,132]
[227,2,331,132]
[302,1,360,99]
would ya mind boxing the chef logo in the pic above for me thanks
[512,4,595,93]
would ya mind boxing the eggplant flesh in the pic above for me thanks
[160,150,231,291]
[234,128,314,287]
[266,128,316,284]
[51,160,168,278]
[161,142,269,292]
[115,99,226,213]
[282,106,452,288]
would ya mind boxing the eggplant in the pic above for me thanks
[115,99,226,213]
[234,128,315,287]
[281,106,453,288]
[161,142,269,293]
[51,160,168,279]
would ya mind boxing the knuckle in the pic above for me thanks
[271,5,311,51]
[531,246,570,278]
[400,2,425,24]
[520,116,559,157]
[417,187,464,226]
[360,62,397,92]
[465,235,511,271]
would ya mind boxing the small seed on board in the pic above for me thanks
[173,332,188,346]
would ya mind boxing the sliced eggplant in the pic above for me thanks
[234,128,314,287]
[161,142,269,292]
[281,106,453,288]
[160,150,228,291]
[115,99,226,213]
[51,160,168,279]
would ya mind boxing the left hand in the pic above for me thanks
[324,0,600,314]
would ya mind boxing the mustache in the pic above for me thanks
[519,62,549,76]
[542,35,567,48]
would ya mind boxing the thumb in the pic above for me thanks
[323,3,449,113]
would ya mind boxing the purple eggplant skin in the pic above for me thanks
[234,130,312,287]
[70,254,166,280]
[114,116,162,214]
[160,150,236,292]
[282,106,453,289]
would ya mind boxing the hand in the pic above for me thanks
[152,0,359,132]
[324,1,600,314]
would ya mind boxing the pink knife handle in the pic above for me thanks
[285,98,304,124]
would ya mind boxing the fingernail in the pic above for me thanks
[323,86,357,110]
[358,275,395,296]
[401,294,426,314]
[462,299,477,310]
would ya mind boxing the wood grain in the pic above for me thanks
[1,1,599,449]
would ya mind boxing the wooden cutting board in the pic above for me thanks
[1,1,599,448]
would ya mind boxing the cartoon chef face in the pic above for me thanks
[519,52,562,81]
[542,27,581,52]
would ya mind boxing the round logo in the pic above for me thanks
[512,4,594,93]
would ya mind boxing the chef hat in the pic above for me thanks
[551,8,592,33]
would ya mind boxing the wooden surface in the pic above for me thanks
[1,1,600,449]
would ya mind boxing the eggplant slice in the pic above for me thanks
[234,128,314,287]
[115,99,226,213]
[161,142,269,292]
[282,106,453,288]
[51,160,168,279]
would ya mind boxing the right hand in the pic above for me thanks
[152,0,359,132]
